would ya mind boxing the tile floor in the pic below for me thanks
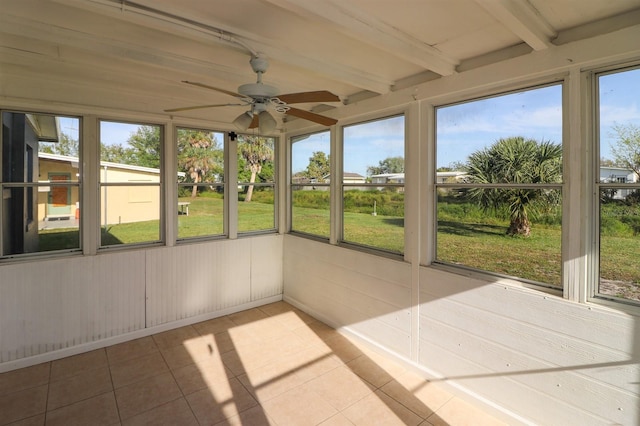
[0,302,507,425]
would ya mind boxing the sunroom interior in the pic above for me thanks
[1,0,640,424]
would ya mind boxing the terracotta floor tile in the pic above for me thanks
[172,360,232,396]
[121,397,198,426]
[227,308,268,326]
[268,310,317,331]
[192,316,235,336]
[50,349,108,381]
[258,301,294,317]
[428,397,507,426]
[45,392,119,426]
[0,363,49,397]
[304,366,374,411]
[323,335,365,364]
[212,405,277,426]
[341,390,423,426]
[152,326,199,350]
[0,385,47,425]
[114,372,182,420]
[106,336,158,364]
[185,377,258,425]
[237,361,308,402]
[386,371,453,414]
[6,413,45,426]
[287,347,342,382]
[47,366,113,410]
[347,354,401,388]
[159,334,221,370]
[262,384,337,426]
[319,413,357,426]
[110,351,168,389]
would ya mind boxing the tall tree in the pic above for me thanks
[465,136,562,237]
[177,130,223,197]
[610,123,640,177]
[127,125,161,169]
[367,156,404,176]
[238,135,274,202]
[304,151,330,180]
[100,143,133,164]
[39,133,79,156]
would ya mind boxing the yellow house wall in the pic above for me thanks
[99,166,160,225]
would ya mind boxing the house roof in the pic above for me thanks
[38,152,186,177]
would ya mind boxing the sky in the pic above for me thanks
[56,68,639,174]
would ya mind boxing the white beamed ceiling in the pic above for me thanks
[1,0,639,128]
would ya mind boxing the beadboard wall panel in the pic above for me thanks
[419,266,640,426]
[0,251,145,363]
[283,235,412,358]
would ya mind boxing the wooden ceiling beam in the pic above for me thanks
[263,0,458,76]
[474,0,556,51]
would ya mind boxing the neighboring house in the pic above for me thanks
[436,171,468,183]
[600,166,638,199]
[370,173,405,184]
[323,172,366,184]
[38,153,164,225]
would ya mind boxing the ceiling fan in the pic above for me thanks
[165,54,340,133]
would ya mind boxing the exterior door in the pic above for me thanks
[47,173,71,216]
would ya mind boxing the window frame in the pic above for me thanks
[175,126,227,242]
[235,133,278,235]
[591,62,640,308]
[339,113,406,256]
[0,110,83,260]
[289,130,331,241]
[98,119,164,249]
[432,81,565,292]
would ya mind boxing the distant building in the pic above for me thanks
[323,172,366,184]
[600,166,638,199]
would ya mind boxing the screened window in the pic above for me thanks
[291,131,330,238]
[596,66,640,304]
[1,112,81,257]
[435,84,563,288]
[237,134,276,233]
[176,128,225,239]
[99,121,162,247]
[342,115,405,254]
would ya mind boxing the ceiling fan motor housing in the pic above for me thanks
[238,82,279,99]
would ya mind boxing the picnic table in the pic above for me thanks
[178,201,190,216]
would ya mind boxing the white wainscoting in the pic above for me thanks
[283,235,412,358]
[0,234,283,370]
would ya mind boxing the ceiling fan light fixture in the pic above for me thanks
[233,111,253,131]
[258,111,277,134]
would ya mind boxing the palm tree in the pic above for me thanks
[238,135,274,202]
[177,130,223,198]
[465,136,562,237]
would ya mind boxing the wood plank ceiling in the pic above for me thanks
[1,0,639,130]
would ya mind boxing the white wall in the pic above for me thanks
[0,234,283,371]
[283,235,639,425]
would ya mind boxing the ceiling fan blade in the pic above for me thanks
[248,114,259,129]
[285,107,337,126]
[164,103,243,112]
[182,80,247,99]
[277,91,340,104]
